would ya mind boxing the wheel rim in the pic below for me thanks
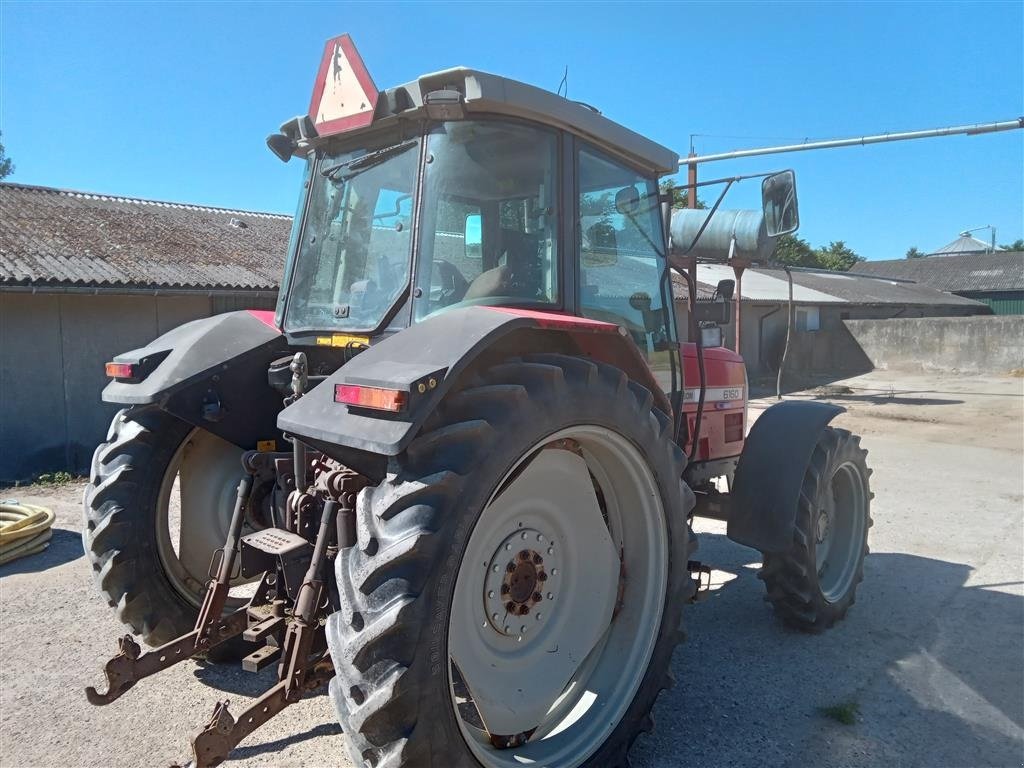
[155,428,247,608]
[814,461,867,603]
[448,425,668,768]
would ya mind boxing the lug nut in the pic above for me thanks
[506,602,516,613]
[500,584,510,595]
[538,572,548,582]
[533,554,543,565]
[518,605,530,615]
[532,592,543,602]
[519,550,531,560]
[506,562,516,573]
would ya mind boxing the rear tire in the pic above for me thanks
[759,427,872,632]
[326,354,696,768]
[82,406,244,648]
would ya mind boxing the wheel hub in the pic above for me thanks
[484,529,559,638]
[816,509,831,543]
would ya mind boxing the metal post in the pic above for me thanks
[687,152,697,209]
[732,263,744,355]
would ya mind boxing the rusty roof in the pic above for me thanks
[855,251,1024,293]
[0,182,291,291]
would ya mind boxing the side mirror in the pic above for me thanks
[761,170,799,237]
[715,279,735,300]
[615,186,640,215]
[266,133,296,163]
[465,213,482,259]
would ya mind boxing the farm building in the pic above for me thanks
[856,251,1024,315]
[673,264,989,376]
[0,182,288,483]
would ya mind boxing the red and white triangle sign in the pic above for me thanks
[308,34,379,137]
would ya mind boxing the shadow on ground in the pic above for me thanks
[0,527,82,576]
[631,537,1023,768]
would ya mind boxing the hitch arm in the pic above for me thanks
[86,474,255,706]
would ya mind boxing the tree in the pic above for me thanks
[815,240,864,271]
[905,246,925,259]
[659,181,706,210]
[771,234,819,267]
[999,238,1024,251]
[0,133,13,180]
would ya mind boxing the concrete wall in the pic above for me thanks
[675,299,983,377]
[843,315,1024,374]
[0,291,274,483]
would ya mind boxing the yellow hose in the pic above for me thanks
[0,500,56,566]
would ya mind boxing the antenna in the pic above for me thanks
[556,66,568,98]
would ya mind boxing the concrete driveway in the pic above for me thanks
[1,370,1021,767]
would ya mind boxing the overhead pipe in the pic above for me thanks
[680,118,1023,166]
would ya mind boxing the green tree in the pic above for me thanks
[771,234,819,267]
[905,246,925,259]
[659,181,706,210]
[0,133,13,180]
[999,238,1024,251]
[815,240,864,271]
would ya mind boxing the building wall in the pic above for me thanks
[0,291,275,483]
[844,315,1024,374]
[674,298,983,378]
[957,291,1024,316]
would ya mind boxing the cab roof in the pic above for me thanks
[317,67,679,176]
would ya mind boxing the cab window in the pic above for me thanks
[415,121,560,319]
[577,146,672,357]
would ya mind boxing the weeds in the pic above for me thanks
[820,699,859,725]
[34,471,76,487]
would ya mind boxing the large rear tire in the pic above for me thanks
[327,354,696,768]
[82,406,245,647]
[759,427,872,632]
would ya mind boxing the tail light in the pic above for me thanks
[334,384,407,412]
[105,362,136,380]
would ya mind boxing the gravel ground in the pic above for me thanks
[1,370,1021,767]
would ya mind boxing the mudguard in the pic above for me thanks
[727,400,844,553]
[278,305,665,457]
[103,310,290,448]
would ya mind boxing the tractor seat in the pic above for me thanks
[464,228,542,301]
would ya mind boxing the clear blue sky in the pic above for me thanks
[2,1,1021,260]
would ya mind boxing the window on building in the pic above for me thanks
[796,306,820,332]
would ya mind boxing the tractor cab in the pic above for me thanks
[268,38,680,374]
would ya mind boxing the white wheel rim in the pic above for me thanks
[155,428,247,607]
[448,425,669,767]
[815,461,867,603]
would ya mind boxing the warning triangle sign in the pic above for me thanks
[308,34,378,136]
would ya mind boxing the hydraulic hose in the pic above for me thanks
[0,500,56,566]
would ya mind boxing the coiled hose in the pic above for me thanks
[0,500,56,566]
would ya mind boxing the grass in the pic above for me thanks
[820,699,860,725]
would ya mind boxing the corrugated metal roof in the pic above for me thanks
[856,251,1024,292]
[0,182,291,290]
[685,263,985,307]
[929,234,1004,256]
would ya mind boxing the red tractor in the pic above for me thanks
[84,35,871,768]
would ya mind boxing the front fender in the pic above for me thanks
[103,310,289,448]
[278,305,665,458]
[727,400,844,553]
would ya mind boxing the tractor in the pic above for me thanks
[83,35,871,768]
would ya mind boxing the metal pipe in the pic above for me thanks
[776,268,794,400]
[680,117,1023,166]
[757,305,781,370]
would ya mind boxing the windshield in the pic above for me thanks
[283,134,420,333]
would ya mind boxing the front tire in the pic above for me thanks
[327,354,696,768]
[759,427,872,632]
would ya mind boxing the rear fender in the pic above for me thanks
[727,400,844,553]
[102,310,290,448]
[278,305,668,458]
